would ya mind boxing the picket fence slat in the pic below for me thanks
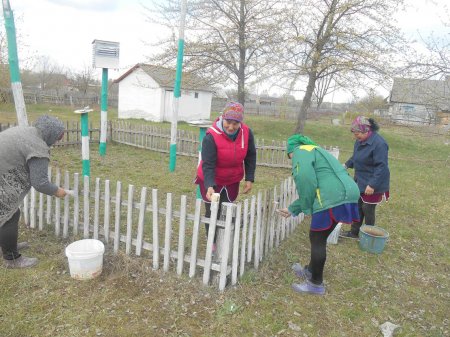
[114,181,122,253]
[152,189,159,270]
[94,178,101,240]
[203,201,219,285]
[163,193,172,272]
[135,187,147,256]
[30,188,36,229]
[219,203,234,291]
[73,173,80,235]
[177,195,187,275]
[125,185,135,255]
[55,170,61,236]
[104,180,111,244]
[247,195,255,263]
[231,203,242,286]
[189,199,202,278]
[63,171,70,238]
[240,199,249,277]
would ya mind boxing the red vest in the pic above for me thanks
[197,120,250,186]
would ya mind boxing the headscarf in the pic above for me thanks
[222,101,244,122]
[286,134,318,155]
[351,116,371,133]
[34,115,65,146]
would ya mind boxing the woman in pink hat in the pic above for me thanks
[195,101,256,250]
[340,116,390,239]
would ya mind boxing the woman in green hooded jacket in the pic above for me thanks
[278,134,360,295]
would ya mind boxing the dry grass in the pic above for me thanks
[1,105,449,337]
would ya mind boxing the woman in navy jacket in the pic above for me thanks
[340,116,390,239]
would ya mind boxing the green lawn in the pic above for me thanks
[1,104,449,337]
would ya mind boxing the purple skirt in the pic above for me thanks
[310,203,360,231]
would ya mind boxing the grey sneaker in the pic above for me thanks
[292,279,326,295]
[17,242,30,250]
[4,256,38,269]
[292,263,312,280]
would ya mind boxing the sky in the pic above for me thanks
[2,0,449,103]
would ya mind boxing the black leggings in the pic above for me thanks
[308,222,337,285]
[204,189,232,243]
[0,209,21,260]
[351,198,377,234]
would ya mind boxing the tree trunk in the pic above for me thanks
[295,71,317,133]
[237,0,246,106]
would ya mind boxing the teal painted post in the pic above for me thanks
[169,0,187,172]
[99,68,108,156]
[81,113,90,177]
[2,0,28,126]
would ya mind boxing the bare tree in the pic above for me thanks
[350,90,388,113]
[399,33,450,81]
[145,0,282,105]
[313,74,334,108]
[30,55,66,91]
[276,0,405,133]
[70,64,97,95]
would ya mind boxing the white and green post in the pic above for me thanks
[2,0,28,126]
[75,107,93,177]
[169,0,187,172]
[92,39,120,157]
[99,68,108,156]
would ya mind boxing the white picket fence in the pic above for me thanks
[21,168,303,291]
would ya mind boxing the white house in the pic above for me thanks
[114,64,213,122]
[389,77,450,125]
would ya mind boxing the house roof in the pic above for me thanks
[114,63,213,92]
[390,77,450,110]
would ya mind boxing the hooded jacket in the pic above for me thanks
[288,145,360,216]
[0,115,64,227]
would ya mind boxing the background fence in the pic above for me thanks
[0,121,339,166]
[110,121,340,167]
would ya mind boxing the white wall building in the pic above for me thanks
[389,77,450,125]
[114,64,213,122]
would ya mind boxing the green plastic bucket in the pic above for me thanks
[359,225,389,254]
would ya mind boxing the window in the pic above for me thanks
[194,92,199,99]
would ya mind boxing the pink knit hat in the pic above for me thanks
[222,101,244,122]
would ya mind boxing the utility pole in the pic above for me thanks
[2,0,28,126]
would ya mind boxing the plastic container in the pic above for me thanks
[359,225,389,254]
[65,239,105,280]
[327,222,342,245]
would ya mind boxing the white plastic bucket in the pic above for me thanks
[65,239,105,280]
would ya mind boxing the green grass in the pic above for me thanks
[1,103,449,337]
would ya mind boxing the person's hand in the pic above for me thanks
[276,208,291,218]
[242,181,252,194]
[206,187,215,201]
[365,185,374,195]
[54,187,67,198]
[65,189,75,197]
[343,163,347,169]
